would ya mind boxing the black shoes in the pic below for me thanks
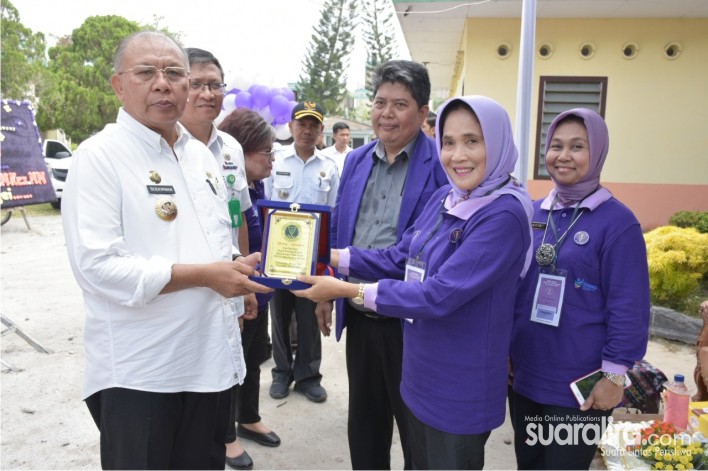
[270,380,327,402]
[269,381,290,399]
[237,424,281,447]
[225,450,253,470]
[294,383,327,403]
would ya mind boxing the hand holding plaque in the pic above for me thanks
[251,200,331,290]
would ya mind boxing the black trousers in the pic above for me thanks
[270,289,321,386]
[508,388,612,470]
[225,305,270,443]
[407,408,490,470]
[345,305,411,470]
[85,387,230,470]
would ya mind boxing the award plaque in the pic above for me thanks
[251,200,331,289]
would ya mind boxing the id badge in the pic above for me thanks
[530,268,567,327]
[405,258,426,283]
[228,199,242,228]
[404,258,426,324]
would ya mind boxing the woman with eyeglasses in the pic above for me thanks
[218,109,279,470]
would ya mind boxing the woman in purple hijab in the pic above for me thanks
[509,109,650,469]
[293,96,533,468]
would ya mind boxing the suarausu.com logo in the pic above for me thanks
[525,415,612,446]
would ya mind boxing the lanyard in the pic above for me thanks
[415,198,446,260]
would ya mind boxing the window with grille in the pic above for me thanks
[534,76,607,178]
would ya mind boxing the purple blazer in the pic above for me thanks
[331,130,448,340]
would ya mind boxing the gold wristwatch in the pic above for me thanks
[603,372,625,387]
[352,283,365,305]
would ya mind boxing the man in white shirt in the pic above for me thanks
[180,47,275,471]
[264,101,339,403]
[321,121,352,175]
[61,31,271,470]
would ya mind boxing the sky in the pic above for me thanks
[11,0,410,92]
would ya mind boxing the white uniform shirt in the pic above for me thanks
[188,127,252,317]
[209,129,252,217]
[320,144,352,176]
[264,145,340,207]
[62,108,246,399]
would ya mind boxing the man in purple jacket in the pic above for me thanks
[317,60,447,470]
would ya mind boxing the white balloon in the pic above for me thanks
[222,93,237,113]
[255,106,274,125]
[273,123,291,141]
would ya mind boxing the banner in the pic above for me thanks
[1,100,56,208]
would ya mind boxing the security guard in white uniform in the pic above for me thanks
[265,101,339,403]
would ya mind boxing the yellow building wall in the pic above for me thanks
[460,18,708,228]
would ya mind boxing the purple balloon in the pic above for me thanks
[270,87,284,97]
[252,85,271,108]
[269,95,290,119]
[234,91,253,109]
[226,88,240,96]
[283,88,296,101]
[273,114,290,125]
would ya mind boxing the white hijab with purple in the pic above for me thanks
[435,95,534,275]
[544,108,612,207]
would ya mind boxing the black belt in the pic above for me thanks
[346,298,395,321]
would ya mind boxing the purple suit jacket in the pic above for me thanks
[331,130,448,340]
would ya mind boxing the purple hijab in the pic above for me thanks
[545,108,609,204]
[435,95,534,275]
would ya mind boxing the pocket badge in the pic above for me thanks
[155,197,178,221]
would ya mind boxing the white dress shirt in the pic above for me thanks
[209,129,252,218]
[320,144,352,176]
[189,127,252,317]
[62,109,246,399]
[264,145,340,207]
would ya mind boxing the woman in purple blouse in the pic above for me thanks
[293,95,533,469]
[508,109,650,469]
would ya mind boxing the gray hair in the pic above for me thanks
[371,60,431,109]
[185,47,224,81]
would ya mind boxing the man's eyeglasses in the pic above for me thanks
[118,65,188,84]
[189,81,227,95]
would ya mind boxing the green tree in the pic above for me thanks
[0,0,47,100]
[296,0,357,115]
[361,0,397,100]
[35,15,143,143]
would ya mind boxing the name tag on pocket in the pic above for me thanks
[147,185,176,195]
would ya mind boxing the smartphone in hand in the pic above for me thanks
[569,369,631,407]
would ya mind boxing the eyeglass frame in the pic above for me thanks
[189,80,228,95]
[118,65,189,84]
[257,149,276,158]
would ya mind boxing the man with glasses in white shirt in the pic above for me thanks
[180,47,281,471]
[62,31,271,470]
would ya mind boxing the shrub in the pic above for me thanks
[644,226,708,310]
[669,210,708,233]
